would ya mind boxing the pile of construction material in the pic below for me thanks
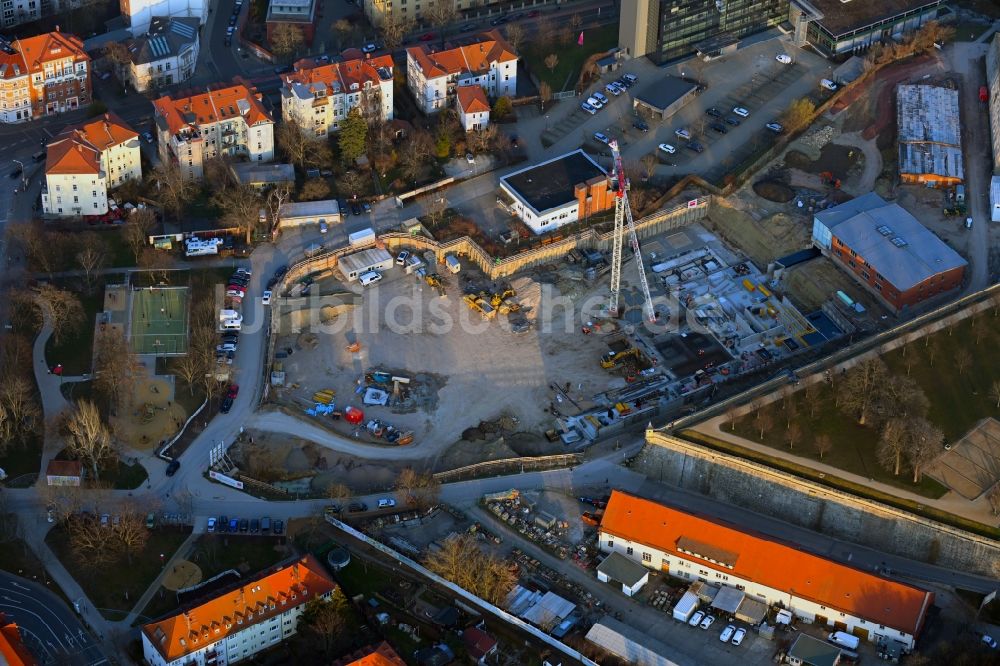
[482,490,570,558]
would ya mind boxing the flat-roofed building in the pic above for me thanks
[790,0,946,57]
[598,491,934,650]
[896,84,963,188]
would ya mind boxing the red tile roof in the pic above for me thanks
[45,113,137,176]
[142,555,336,663]
[456,86,490,115]
[462,626,497,660]
[45,459,82,477]
[284,53,394,96]
[406,30,516,80]
[0,31,88,80]
[332,641,406,666]
[0,616,36,666]
[599,491,934,636]
[153,83,272,135]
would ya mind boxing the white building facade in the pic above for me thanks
[405,31,517,114]
[280,54,394,137]
[126,16,200,92]
[120,0,207,37]
[41,113,141,216]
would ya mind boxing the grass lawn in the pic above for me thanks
[0,436,43,483]
[727,314,1000,500]
[45,284,103,375]
[950,21,992,41]
[47,525,192,620]
[334,559,389,598]
[523,23,619,92]
[188,534,292,579]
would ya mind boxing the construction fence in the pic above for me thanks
[433,453,583,484]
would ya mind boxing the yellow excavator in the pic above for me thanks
[488,288,520,315]
[463,294,496,319]
[600,347,641,369]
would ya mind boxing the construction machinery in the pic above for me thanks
[463,294,496,319]
[487,288,521,315]
[607,140,655,321]
[601,347,641,369]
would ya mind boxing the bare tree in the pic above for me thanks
[876,373,928,426]
[395,468,441,510]
[544,53,559,74]
[782,386,798,428]
[837,357,890,425]
[331,19,355,51]
[876,418,908,477]
[905,418,943,483]
[804,382,820,418]
[93,328,141,407]
[640,153,658,181]
[539,81,552,112]
[785,421,802,450]
[75,232,108,291]
[103,42,132,92]
[138,248,175,284]
[425,534,515,605]
[265,185,292,233]
[67,514,117,569]
[569,13,583,31]
[813,433,832,460]
[0,375,40,453]
[114,501,150,564]
[954,348,972,376]
[755,409,773,441]
[326,482,351,506]
[987,484,1000,516]
[123,208,157,262]
[36,284,85,346]
[725,405,739,432]
[299,178,331,201]
[399,129,434,182]
[297,590,351,659]
[926,340,939,366]
[505,23,525,53]
[466,125,498,154]
[213,183,262,244]
[278,118,334,169]
[8,225,68,276]
[378,13,412,49]
[424,0,457,34]
[991,380,1000,409]
[63,400,116,480]
[173,349,208,396]
[150,162,196,220]
[271,23,305,60]
[336,170,367,200]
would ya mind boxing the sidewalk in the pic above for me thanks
[124,530,200,626]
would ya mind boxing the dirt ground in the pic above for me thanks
[702,200,811,268]
[161,559,202,591]
[111,375,188,450]
[270,263,621,468]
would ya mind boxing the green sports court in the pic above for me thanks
[128,286,190,355]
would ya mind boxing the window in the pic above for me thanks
[642,552,651,562]
[606,540,613,548]
[626,546,633,555]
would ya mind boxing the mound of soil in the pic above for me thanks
[753,180,795,203]
[783,150,811,170]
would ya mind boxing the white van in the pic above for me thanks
[820,78,838,91]
[220,319,242,331]
[359,271,383,286]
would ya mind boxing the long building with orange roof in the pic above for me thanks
[405,30,517,114]
[0,614,37,666]
[141,555,337,666]
[280,51,394,138]
[153,81,275,180]
[0,31,91,124]
[41,112,141,217]
[332,641,406,666]
[598,491,934,651]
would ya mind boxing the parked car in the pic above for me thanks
[220,396,234,414]
[319,221,328,233]
[699,615,715,630]
[706,107,722,118]
[775,53,792,64]
[250,518,259,533]
[724,116,741,126]
[239,519,249,532]
[229,517,239,532]
[166,459,180,476]
[362,42,378,53]
[720,625,735,642]
[141,131,154,143]
[273,519,284,535]
[688,611,705,627]
[686,141,704,153]
[100,513,110,527]
[710,122,727,134]
[348,502,368,512]
[820,78,838,90]
[581,102,597,115]
[146,513,156,528]
[219,515,228,533]
[359,271,382,286]
[622,73,637,85]
[732,106,750,117]
[674,128,691,139]
[593,132,610,144]
[657,143,676,154]
[632,119,649,132]
[592,91,608,105]
[207,517,217,532]
[273,265,288,279]
[982,635,998,649]
[378,498,396,508]
[261,290,272,305]
[766,122,784,133]
[396,250,411,265]
[419,32,435,41]
[605,83,622,96]
[350,201,362,216]
[586,96,603,109]
[227,384,239,399]
[732,628,747,645]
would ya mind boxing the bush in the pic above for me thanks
[435,133,451,159]
[492,96,513,119]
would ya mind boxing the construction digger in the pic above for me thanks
[488,288,521,315]
[424,273,446,295]
[600,346,642,369]
[463,294,496,319]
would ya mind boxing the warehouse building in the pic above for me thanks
[812,192,967,312]
[633,77,699,121]
[897,84,963,188]
[498,150,614,234]
[989,34,1000,173]
[338,248,393,281]
[789,0,947,57]
[598,491,934,651]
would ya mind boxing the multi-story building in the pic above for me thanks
[0,31,90,124]
[987,33,1000,174]
[405,30,516,114]
[0,0,41,30]
[119,0,207,37]
[812,192,966,313]
[142,556,337,666]
[599,491,934,651]
[153,82,275,180]
[789,0,946,57]
[41,112,141,217]
[266,0,317,47]
[280,53,394,137]
[455,85,489,132]
[619,0,788,63]
[124,16,199,92]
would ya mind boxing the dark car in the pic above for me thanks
[219,515,229,533]
[686,141,705,153]
[273,519,285,535]
[489,15,507,25]
[166,459,180,476]
[229,518,239,532]
[228,15,237,25]
[274,265,289,279]
[250,518,259,533]
[227,384,240,399]
[710,122,728,134]
[705,107,722,118]
[239,518,249,532]
[724,116,741,126]
[220,396,234,414]
[348,502,368,512]
[350,202,362,216]
[632,119,649,133]
[224,36,232,47]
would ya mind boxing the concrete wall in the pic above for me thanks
[988,34,1000,174]
[638,431,1000,578]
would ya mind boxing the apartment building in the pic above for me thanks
[41,112,141,217]
[125,16,200,92]
[0,0,40,30]
[455,85,489,132]
[142,556,336,666]
[280,53,394,137]
[120,0,207,37]
[266,0,317,46]
[0,31,90,124]
[153,82,275,179]
[599,491,934,651]
[405,30,516,114]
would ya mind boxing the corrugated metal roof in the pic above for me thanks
[584,616,681,666]
[522,591,575,625]
[897,85,964,180]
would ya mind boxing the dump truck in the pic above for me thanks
[463,294,496,319]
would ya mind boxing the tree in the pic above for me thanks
[425,534,515,605]
[423,195,449,229]
[505,23,525,53]
[640,153,658,181]
[93,328,141,407]
[299,178,331,201]
[67,513,117,569]
[338,108,368,164]
[434,132,451,159]
[544,53,559,75]
[492,96,513,119]
[378,13,412,49]
[0,376,40,453]
[123,208,157,262]
[539,81,552,111]
[213,183,262,244]
[466,125,498,154]
[905,418,943,483]
[569,13,583,31]
[813,433,832,459]
[876,418,908,477]
[785,421,802,450]
[987,484,1000,516]
[63,400,115,480]
[556,25,573,47]
[803,382,822,418]
[954,348,972,376]
[781,97,816,133]
[138,248,174,284]
[8,225,68,276]
[876,374,928,425]
[991,380,1000,408]
[271,23,305,60]
[755,409,773,440]
[331,19,355,51]
[103,42,132,92]
[399,129,434,182]
[150,162,195,220]
[336,170,367,199]
[297,590,350,659]
[114,502,150,565]
[424,0,457,33]
[36,284,85,347]
[366,117,394,161]
[278,118,333,169]
[395,468,440,510]
[75,232,108,292]
[725,405,739,432]
[783,387,798,428]
[326,482,351,505]
[837,357,890,425]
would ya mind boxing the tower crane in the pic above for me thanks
[607,139,656,322]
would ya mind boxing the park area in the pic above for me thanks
[128,286,190,355]
[721,311,1000,500]
[523,23,618,92]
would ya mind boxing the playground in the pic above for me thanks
[128,286,190,355]
[110,373,188,451]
